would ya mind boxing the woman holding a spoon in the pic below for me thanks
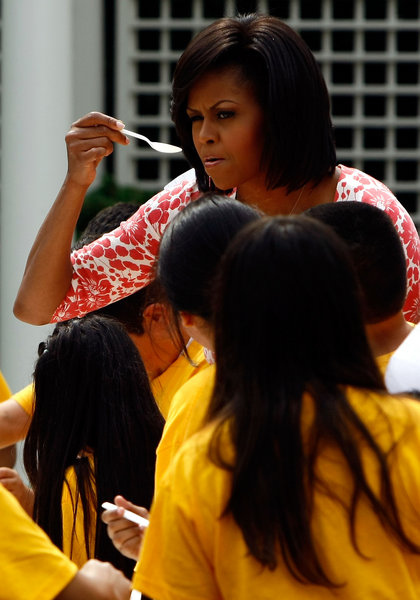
[14,14,420,326]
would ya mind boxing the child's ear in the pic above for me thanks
[142,302,166,325]
[179,311,195,328]
[142,302,175,340]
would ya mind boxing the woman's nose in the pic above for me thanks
[197,118,216,144]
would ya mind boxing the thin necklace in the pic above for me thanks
[289,184,306,215]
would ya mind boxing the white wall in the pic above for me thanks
[73,0,104,119]
[0,0,103,394]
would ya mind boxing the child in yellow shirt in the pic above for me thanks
[22,314,163,579]
[135,210,420,597]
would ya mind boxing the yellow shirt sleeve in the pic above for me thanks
[11,383,35,416]
[0,371,11,402]
[0,483,78,600]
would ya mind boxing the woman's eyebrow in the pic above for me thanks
[187,99,240,112]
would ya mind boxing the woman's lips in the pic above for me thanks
[203,157,224,168]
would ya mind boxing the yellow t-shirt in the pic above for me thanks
[376,351,393,375]
[11,383,34,415]
[155,365,215,485]
[0,483,77,599]
[151,340,210,419]
[135,388,420,599]
[61,454,96,567]
[0,371,11,402]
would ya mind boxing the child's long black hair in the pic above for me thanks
[208,215,420,586]
[24,314,164,577]
[157,193,261,321]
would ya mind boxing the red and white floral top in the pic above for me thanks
[52,165,420,324]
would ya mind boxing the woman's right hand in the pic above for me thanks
[65,112,129,188]
[14,112,129,326]
[101,495,149,561]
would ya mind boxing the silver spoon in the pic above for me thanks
[122,128,182,154]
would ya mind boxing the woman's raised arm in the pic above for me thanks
[13,112,129,325]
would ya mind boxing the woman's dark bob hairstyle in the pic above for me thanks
[172,13,336,193]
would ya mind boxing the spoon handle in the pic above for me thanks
[121,129,149,143]
[121,128,182,153]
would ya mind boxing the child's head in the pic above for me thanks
[31,314,154,453]
[157,194,261,347]
[171,14,336,192]
[25,314,163,575]
[212,214,379,389]
[305,202,407,323]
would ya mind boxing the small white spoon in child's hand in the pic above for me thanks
[122,128,182,154]
[101,501,149,527]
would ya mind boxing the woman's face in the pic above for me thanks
[187,67,266,195]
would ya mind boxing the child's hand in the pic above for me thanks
[0,467,34,515]
[101,495,149,561]
[66,559,131,600]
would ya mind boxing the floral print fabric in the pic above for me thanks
[52,165,420,323]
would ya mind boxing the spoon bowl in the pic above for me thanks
[122,128,182,154]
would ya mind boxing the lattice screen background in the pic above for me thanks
[116,0,420,226]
